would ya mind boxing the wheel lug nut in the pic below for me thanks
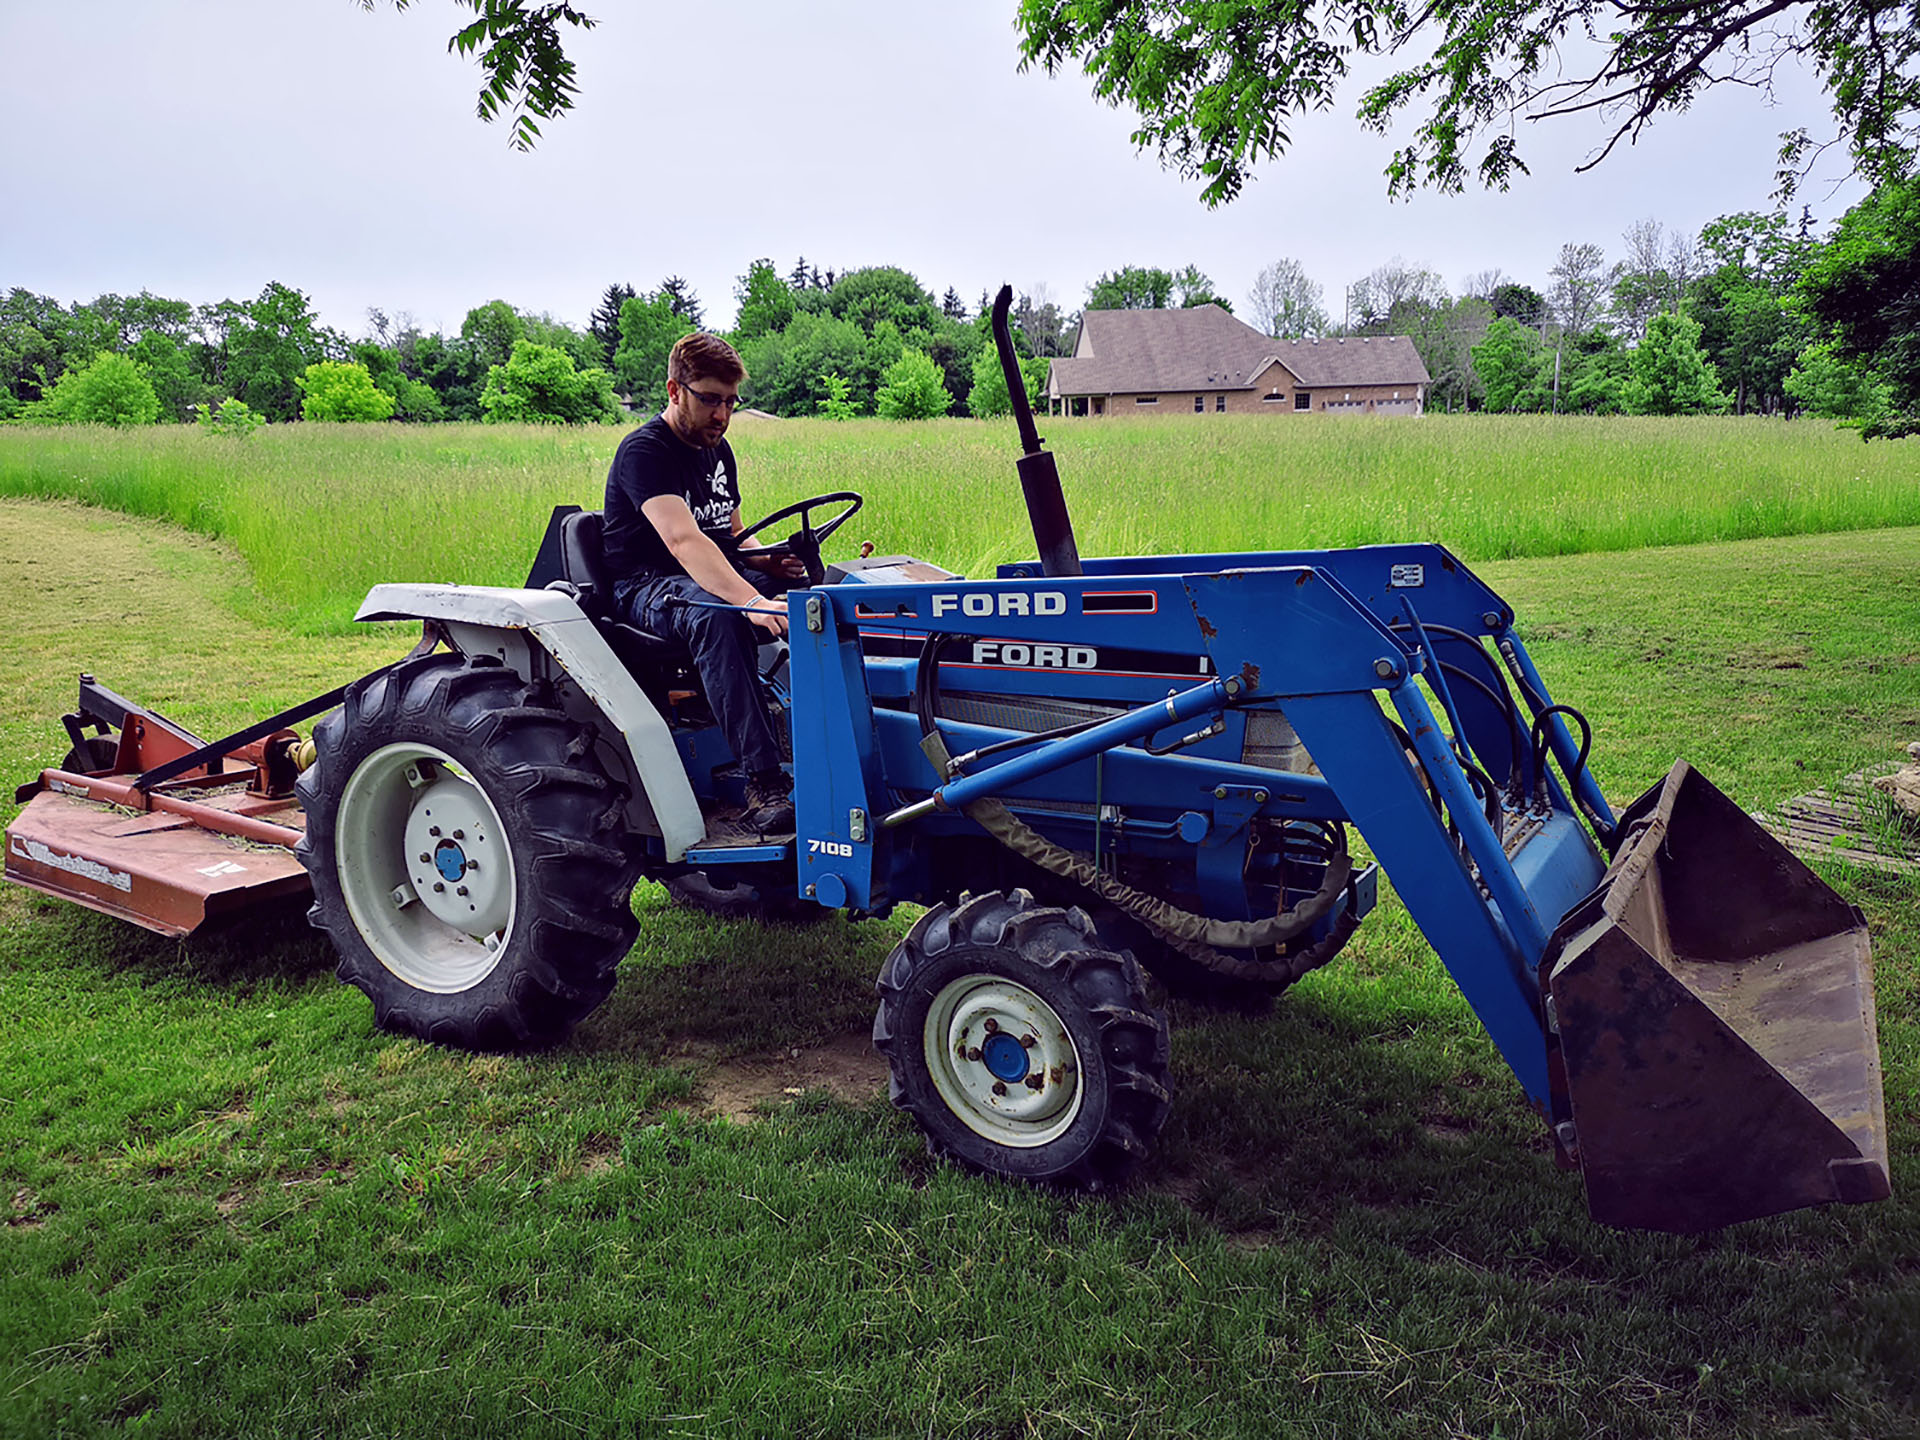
[966,1047,982,1062]
[991,1081,1008,1097]
[432,882,445,893]
[983,1017,999,1033]
[453,829,465,840]
[456,885,469,897]
[1024,1075,1044,1091]
[1020,1034,1037,1049]
[419,853,430,864]
[429,826,442,837]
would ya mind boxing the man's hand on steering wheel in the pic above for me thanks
[738,545,809,582]
[729,491,864,587]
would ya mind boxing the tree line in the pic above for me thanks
[3,178,1912,436]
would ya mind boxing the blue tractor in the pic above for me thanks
[7,290,1888,1234]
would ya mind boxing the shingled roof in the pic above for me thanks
[1048,305,1430,396]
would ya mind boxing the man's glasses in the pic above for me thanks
[681,383,740,410]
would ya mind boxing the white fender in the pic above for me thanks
[355,583,706,862]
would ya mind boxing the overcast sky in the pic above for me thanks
[1,1,1869,338]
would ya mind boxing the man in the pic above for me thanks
[603,332,804,836]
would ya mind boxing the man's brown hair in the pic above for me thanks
[668,332,747,387]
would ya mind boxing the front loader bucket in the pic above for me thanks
[1543,761,1889,1232]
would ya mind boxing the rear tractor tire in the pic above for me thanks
[873,889,1172,1189]
[296,653,641,1051]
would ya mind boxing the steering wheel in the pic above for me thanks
[729,490,863,586]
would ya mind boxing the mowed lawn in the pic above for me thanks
[0,414,1916,1439]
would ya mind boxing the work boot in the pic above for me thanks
[742,769,795,837]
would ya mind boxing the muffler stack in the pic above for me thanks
[1544,761,1890,1232]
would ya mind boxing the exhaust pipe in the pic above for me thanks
[990,284,1080,578]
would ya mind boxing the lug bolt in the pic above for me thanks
[982,1017,999,1033]
[453,829,465,840]
[429,825,442,837]
[432,882,445,893]
[1020,1034,1037,1049]
[966,1047,982,1062]
[991,1081,1008,1097]
[419,853,430,864]
[1025,1075,1044,1091]
[456,885,469,897]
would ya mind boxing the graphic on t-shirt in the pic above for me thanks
[691,459,733,530]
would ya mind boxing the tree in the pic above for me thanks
[942,288,968,321]
[129,332,211,422]
[816,372,860,420]
[459,299,527,373]
[589,283,635,365]
[28,352,161,426]
[659,275,704,329]
[479,340,619,424]
[1625,312,1731,415]
[1795,177,1920,436]
[1612,219,1698,340]
[300,361,398,422]
[1246,259,1328,338]
[1471,317,1553,412]
[1560,330,1631,414]
[735,311,871,416]
[612,292,695,412]
[373,1,596,150]
[1784,341,1894,425]
[829,267,940,336]
[1490,283,1548,328]
[1086,266,1176,311]
[967,346,1050,418]
[1015,285,1072,357]
[874,348,953,419]
[1399,295,1493,411]
[1546,243,1618,337]
[1015,0,1920,204]
[1173,265,1231,310]
[1348,259,1446,332]
[732,260,796,342]
[223,282,339,422]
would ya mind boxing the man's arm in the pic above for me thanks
[639,494,788,635]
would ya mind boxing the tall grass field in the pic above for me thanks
[0,414,1915,1439]
[0,412,1913,632]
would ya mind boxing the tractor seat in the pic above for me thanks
[557,511,682,652]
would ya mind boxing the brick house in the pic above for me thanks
[1046,305,1430,417]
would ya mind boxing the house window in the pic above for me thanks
[1215,395,1226,411]
[1136,396,1158,405]
[1294,392,1310,411]
[1263,390,1286,403]
[1194,395,1205,413]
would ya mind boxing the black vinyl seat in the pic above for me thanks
[549,509,689,673]
[525,503,787,701]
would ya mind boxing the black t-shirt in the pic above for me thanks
[602,415,740,582]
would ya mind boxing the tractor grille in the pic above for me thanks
[936,691,1124,734]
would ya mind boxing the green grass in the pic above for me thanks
[0,489,1916,1438]
[0,414,1914,633]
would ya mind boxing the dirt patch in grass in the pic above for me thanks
[678,1029,889,1120]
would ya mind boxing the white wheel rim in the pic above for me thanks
[923,973,1084,1147]
[335,742,518,993]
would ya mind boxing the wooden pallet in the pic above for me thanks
[1757,765,1920,877]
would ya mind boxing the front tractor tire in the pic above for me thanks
[296,653,641,1051]
[873,890,1172,1189]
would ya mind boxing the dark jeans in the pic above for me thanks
[615,573,786,778]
